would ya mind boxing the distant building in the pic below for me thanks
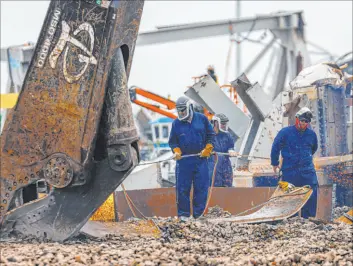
[149,117,173,153]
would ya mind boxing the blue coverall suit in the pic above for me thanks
[271,125,319,218]
[209,132,235,187]
[168,112,215,218]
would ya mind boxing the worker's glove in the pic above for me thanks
[200,144,214,158]
[278,181,295,192]
[278,181,288,191]
[228,150,240,157]
[173,147,182,161]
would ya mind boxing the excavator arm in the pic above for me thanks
[129,86,214,120]
[129,86,177,119]
[0,0,144,241]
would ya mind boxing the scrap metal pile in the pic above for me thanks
[1,207,352,265]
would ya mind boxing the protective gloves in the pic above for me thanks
[200,143,214,158]
[278,181,295,192]
[173,147,182,161]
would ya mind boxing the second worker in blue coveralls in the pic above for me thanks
[209,113,237,187]
[271,107,318,218]
[168,96,215,222]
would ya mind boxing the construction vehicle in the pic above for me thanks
[129,86,177,119]
[129,85,213,120]
[0,0,144,241]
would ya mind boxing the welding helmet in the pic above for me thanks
[176,96,193,121]
[211,113,229,132]
[295,107,313,123]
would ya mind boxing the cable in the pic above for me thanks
[122,154,311,225]
[229,18,260,45]
[121,183,163,233]
[129,151,269,220]
[232,31,268,45]
[121,184,138,218]
[335,51,352,64]
[122,151,274,227]
[121,150,313,231]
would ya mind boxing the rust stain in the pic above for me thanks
[81,1,144,154]
[0,0,145,225]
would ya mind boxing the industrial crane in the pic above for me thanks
[129,85,214,120]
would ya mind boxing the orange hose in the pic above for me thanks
[202,153,219,216]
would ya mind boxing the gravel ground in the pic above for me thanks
[333,206,351,220]
[1,207,352,266]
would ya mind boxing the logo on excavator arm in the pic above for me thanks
[36,8,61,68]
[49,21,97,83]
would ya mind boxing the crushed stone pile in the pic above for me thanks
[204,205,232,218]
[1,209,352,266]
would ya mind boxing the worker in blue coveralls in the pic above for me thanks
[271,107,318,218]
[168,96,215,222]
[209,113,237,187]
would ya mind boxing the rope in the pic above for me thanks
[121,184,138,218]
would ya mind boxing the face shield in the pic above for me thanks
[176,101,191,121]
[299,117,310,123]
[211,116,229,132]
[219,120,229,132]
[177,107,189,120]
[295,107,313,123]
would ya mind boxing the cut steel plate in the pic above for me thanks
[80,220,160,238]
[209,186,312,224]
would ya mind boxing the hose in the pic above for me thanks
[202,153,219,217]
[137,153,202,166]
[121,151,280,227]
[121,183,163,233]
[121,151,221,228]
[138,152,269,166]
